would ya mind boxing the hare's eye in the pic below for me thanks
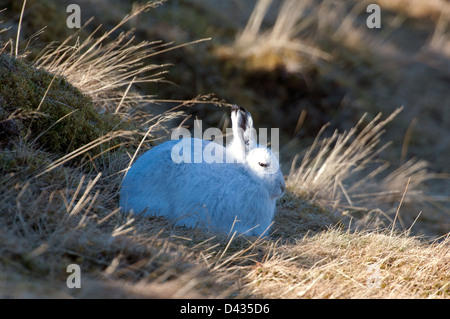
[258,162,268,168]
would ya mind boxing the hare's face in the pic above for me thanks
[246,147,286,198]
[229,104,285,199]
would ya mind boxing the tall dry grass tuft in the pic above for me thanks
[286,108,443,230]
[223,0,330,71]
[33,2,168,114]
[242,228,450,298]
[31,0,210,124]
[372,0,449,20]
[287,108,400,204]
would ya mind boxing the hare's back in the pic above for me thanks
[120,138,251,212]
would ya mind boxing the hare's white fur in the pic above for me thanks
[120,105,285,236]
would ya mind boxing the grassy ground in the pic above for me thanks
[0,0,449,298]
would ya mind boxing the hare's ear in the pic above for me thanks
[231,105,257,155]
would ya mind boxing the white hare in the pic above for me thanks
[120,105,285,236]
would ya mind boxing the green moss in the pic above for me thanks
[0,54,128,156]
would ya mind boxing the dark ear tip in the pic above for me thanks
[231,104,249,114]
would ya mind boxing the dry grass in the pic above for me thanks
[427,5,450,58]
[244,228,450,298]
[285,108,445,232]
